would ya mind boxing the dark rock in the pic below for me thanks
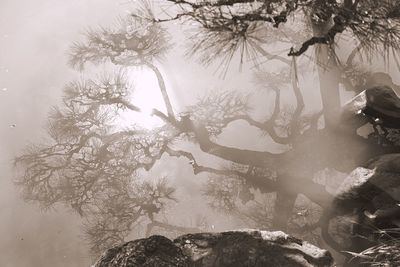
[325,154,400,253]
[332,153,400,214]
[93,235,190,267]
[365,72,400,97]
[92,230,334,267]
[341,86,400,129]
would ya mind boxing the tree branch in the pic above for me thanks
[192,121,281,167]
[145,62,176,122]
[288,12,349,56]
[216,89,295,145]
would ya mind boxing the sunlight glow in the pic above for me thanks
[118,67,168,129]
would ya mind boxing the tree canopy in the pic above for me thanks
[15,0,400,262]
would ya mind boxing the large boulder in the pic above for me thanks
[332,153,400,214]
[319,154,400,254]
[92,230,333,267]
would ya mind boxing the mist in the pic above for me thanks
[0,1,120,266]
[1,1,400,267]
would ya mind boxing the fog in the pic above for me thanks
[1,1,400,267]
[0,1,121,266]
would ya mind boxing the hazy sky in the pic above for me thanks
[1,1,399,267]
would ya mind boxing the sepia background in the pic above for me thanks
[1,1,400,267]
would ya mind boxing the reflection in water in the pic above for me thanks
[7,1,400,266]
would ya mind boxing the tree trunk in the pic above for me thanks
[313,21,342,129]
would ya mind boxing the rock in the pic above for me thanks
[92,230,334,267]
[341,86,400,129]
[365,72,400,98]
[93,235,189,267]
[332,153,400,214]
[325,154,400,253]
